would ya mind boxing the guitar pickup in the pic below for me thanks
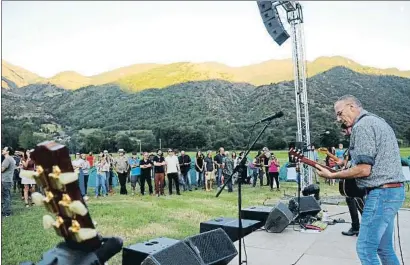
[58,194,88,218]
[68,220,98,243]
[48,166,78,191]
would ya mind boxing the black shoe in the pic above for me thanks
[341,228,359,236]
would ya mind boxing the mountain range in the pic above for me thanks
[2,65,410,152]
[2,56,410,91]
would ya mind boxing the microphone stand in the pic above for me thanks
[216,119,274,265]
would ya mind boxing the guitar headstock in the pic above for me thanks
[21,141,102,251]
[288,148,305,163]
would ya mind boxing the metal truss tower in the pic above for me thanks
[280,2,313,188]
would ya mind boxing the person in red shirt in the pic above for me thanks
[86,152,94,167]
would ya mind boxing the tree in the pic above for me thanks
[320,129,339,148]
[19,123,36,149]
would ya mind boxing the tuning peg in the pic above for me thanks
[69,220,97,242]
[59,172,79,185]
[20,169,35,179]
[31,192,46,206]
[59,194,88,217]
[43,215,55,229]
[68,201,88,216]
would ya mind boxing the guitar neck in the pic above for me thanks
[299,157,337,173]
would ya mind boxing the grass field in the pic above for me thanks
[2,148,409,265]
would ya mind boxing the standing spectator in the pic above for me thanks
[195,151,205,189]
[2,146,15,217]
[310,145,320,184]
[222,151,234,192]
[21,150,36,207]
[128,152,140,195]
[86,152,95,168]
[99,154,110,197]
[214,147,225,188]
[165,149,181,195]
[72,153,87,198]
[103,150,115,194]
[268,155,280,191]
[12,151,23,196]
[95,155,108,198]
[179,151,192,191]
[153,149,166,196]
[262,147,270,186]
[114,149,129,195]
[231,152,238,184]
[80,154,91,200]
[252,151,263,187]
[139,152,153,196]
[204,151,215,191]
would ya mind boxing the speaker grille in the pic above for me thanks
[265,202,294,233]
[141,241,204,265]
[185,228,237,265]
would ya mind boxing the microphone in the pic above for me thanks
[254,111,284,124]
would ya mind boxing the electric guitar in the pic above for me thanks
[20,141,102,252]
[289,148,365,198]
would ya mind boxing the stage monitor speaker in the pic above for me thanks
[289,196,321,218]
[122,237,180,265]
[265,202,294,233]
[241,206,273,227]
[200,217,261,242]
[257,1,290,46]
[184,228,237,265]
[140,241,204,265]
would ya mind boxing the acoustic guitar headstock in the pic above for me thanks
[288,147,337,173]
[20,141,102,251]
[288,148,305,163]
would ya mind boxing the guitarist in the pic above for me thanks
[338,124,364,237]
[315,95,406,265]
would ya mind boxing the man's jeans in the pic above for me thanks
[2,182,12,216]
[357,186,405,265]
[217,168,223,187]
[181,170,191,191]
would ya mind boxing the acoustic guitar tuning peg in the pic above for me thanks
[59,172,79,185]
[77,228,98,242]
[31,192,45,206]
[68,201,88,216]
[69,220,97,242]
[43,215,55,229]
[20,169,35,179]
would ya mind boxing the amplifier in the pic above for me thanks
[241,206,273,227]
[122,237,180,265]
[200,217,261,242]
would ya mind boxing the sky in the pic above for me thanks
[2,1,410,78]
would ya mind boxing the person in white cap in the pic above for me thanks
[114,149,129,195]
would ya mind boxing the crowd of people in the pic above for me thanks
[1,145,282,217]
[72,146,282,199]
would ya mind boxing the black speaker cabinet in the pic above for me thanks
[257,1,290,46]
[200,217,261,242]
[289,196,321,218]
[184,228,237,265]
[122,237,180,265]
[265,202,294,233]
[141,241,204,265]
[241,206,273,227]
